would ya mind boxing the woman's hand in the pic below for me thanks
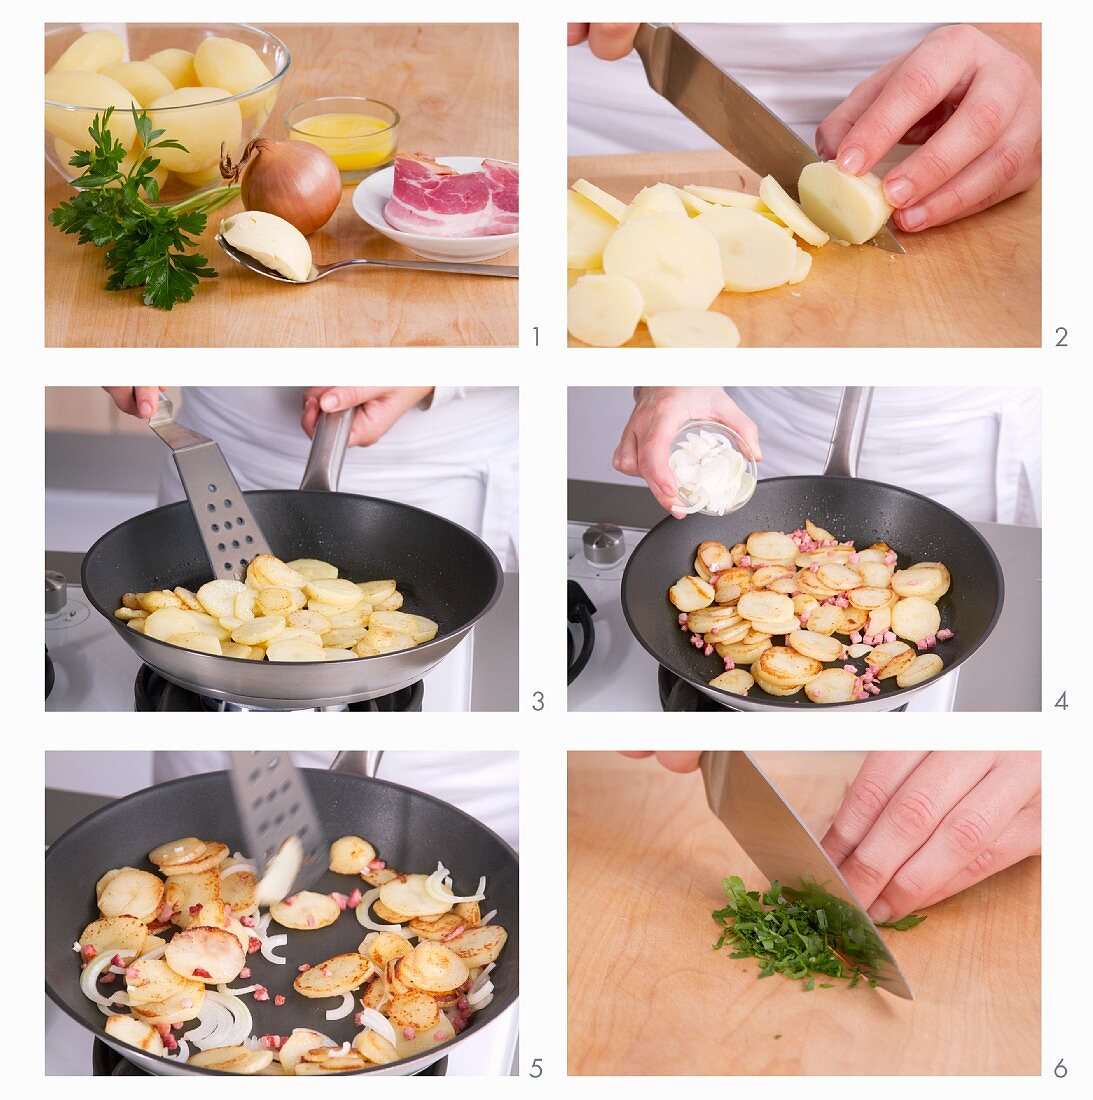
[620,751,702,773]
[613,387,761,516]
[816,24,1041,232]
[567,23,641,59]
[301,387,434,448]
[103,387,167,418]
[822,751,1041,922]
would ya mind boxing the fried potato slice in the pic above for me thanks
[265,637,325,662]
[373,898,416,924]
[865,640,912,670]
[296,1049,368,1074]
[859,561,894,588]
[805,667,858,704]
[246,554,308,590]
[370,611,439,644]
[361,866,400,888]
[756,646,823,687]
[324,648,357,662]
[768,574,799,595]
[752,672,802,697]
[149,837,206,871]
[704,619,750,645]
[323,627,368,649]
[892,563,949,601]
[105,1014,165,1055]
[288,609,332,635]
[445,925,508,968]
[716,568,752,602]
[293,953,373,998]
[143,607,206,642]
[805,518,835,542]
[752,565,795,589]
[849,586,895,611]
[231,615,286,646]
[114,607,147,621]
[406,912,468,942]
[877,648,918,680]
[279,1029,336,1072]
[360,626,417,655]
[165,925,245,984]
[746,531,797,565]
[97,867,164,922]
[136,590,183,613]
[169,870,221,928]
[891,597,942,643]
[714,637,771,666]
[304,578,364,610]
[360,930,414,967]
[329,835,377,875]
[816,563,863,592]
[79,915,147,960]
[694,540,734,580]
[737,590,794,623]
[194,579,247,620]
[403,941,469,993]
[361,973,390,1009]
[866,606,892,637]
[255,586,296,614]
[355,579,397,605]
[218,861,257,912]
[687,606,742,635]
[379,874,453,919]
[286,558,339,581]
[160,841,228,877]
[708,669,754,696]
[188,1046,274,1074]
[797,572,841,599]
[669,575,715,612]
[165,631,222,655]
[173,586,203,611]
[788,629,843,663]
[326,604,372,629]
[804,604,842,636]
[793,593,820,619]
[896,653,945,688]
[746,616,800,637]
[386,991,441,1031]
[353,1029,400,1065]
[125,957,202,1006]
[270,890,341,931]
[836,606,869,634]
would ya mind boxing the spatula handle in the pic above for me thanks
[300,409,353,493]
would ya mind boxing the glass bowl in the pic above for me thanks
[669,420,758,516]
[286,96,399,184]
[45,23,291,202]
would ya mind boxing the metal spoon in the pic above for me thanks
[216,234,517,283]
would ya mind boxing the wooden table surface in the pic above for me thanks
[568,751,1041,1075]
[44,23,518,347]
[568,150,1041,347]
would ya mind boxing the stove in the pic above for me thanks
[45,580,473,712]
[567,520,959,712]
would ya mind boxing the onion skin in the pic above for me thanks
[222,138,341,236]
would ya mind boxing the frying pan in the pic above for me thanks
[622,389,1005,711]
[45,762,519,1076]
[81,408,503,708]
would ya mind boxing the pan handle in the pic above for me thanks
[330,750,383,778]
[823,387,873,478]
[300,409,353,492]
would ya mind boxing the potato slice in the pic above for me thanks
[246,554,308,590]
[848,586,894,611]
[865,640,912,670]
[270,890,341,931]
[98,867,164,922]
[296,1049,368,1074]
[324,648,357,662]
[836,606,869,634]
[892,564,949,600]
[568,189,618,269]
[329,836,377,875]
[136,590,183,613]
[647,309,741,348]
[789,247,812,284]
[304,578,364,609]
[189,1046,274,1074]
[286,558,339,581]
[169,870,221,928]
[571,178,627,221]
[798,161,893,245]
[746,531,798,565]
[623,182,688,222]
[686,606,741,635]
[143,607,204,643]
[294,953,373,998]
[359,626,417,655]
[737,591,794,624]
[816,563,863,592]
[756,646,823,687]
[166,631,223,656]
[877,648,917,680]
[125,957,202,1006]
[674,187,716,216]
[160,841,228,877]
[859,561,894,588]
[104,1014,165,1055]
[747,616,800,636]
[896,653,944,688]
[379,874,452,919]
[567,273,644,347]
[129,984,205,1025]
[361,866,400,888]
[405,912,468,942]
[758,175,830,247]
[327,605,372,629]
[803,604,842,636]
[280,1029,336,1072]
[891,597,942,643]
[165,926,245,984]
[805,667,858,704]
[265,638,325,662]
[149,837,206,871]
[374,898,415,924]
[753,672,802,697]
[386,991,441,1031]
[714,637,771,666]
[287,609,332,635]
[866,606,892,637]
[219,863,257,913]
[353,1029,400,1065]
[255,586,295,614]
[704,619,750,645]
[693,540,733,580]
[361,930,414,967]
[403,941,469,993]
[231,615,286,646]
[788,629,843,663]
[446,925,508,968]
[669,575,715,612]
[194,579,247,620]
[602,212,724,315]
[751,565,794,589]
[355,580,397,605]
[708,669,754,696]
[695,207,797,292]
[683,184,764,210]
[79,915,147,961]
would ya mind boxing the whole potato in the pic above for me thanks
[148,87,242,173]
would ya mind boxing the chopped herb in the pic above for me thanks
[877,913,928,931]
[774,1034,782,1040]
[49,107,239,310]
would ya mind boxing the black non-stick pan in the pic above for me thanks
[80,409,503,708]
[622,390,1005,711]
[45,766,518,1076]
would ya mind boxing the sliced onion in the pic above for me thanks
[425,863,486,905]
[467,979,494,1008]
[355,888,408,935]
[80,951,128,1007]
[325,991,356,1021]
[469,962,496,997]
[186,990,252,1051]
[669,429,753,516]
[469,990,494,1012]
[256,912,272,937]
[221,861,258,880]
[217,983,257,997]
[479,909,497,927]
[139,942,168,962]
[358,1007,397,1047]
[96,991,130,1016]
[171,1039,191,1063]
[261,933,289,965]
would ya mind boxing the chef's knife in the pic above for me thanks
[700,751,914,999]
[633,23,904,254]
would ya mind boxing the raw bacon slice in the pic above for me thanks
[384,154,519,238]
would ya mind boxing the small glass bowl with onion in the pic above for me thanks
[669,420,758,517]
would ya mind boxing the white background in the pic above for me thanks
[13,0,1080,1093]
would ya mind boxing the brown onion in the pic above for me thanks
[221,138,341,236]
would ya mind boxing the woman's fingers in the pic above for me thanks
[881,61,1019,208]
[895,103,1041,231]
[586,23,641,60]
[815,56,904,160]
[612,429,639,477]
[567,23,590,46]
[619,751,702,773]
[636,415,682,514]
[821,752,926,864]
[869,753,1041,921]
[103,387,165,417]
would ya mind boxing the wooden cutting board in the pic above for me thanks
[568,150,1040,347]
[568,751,1040,1075]
[44,23,517,347]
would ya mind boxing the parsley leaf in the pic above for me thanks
[876,913,928,931]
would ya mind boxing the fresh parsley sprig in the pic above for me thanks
[49,107,240,310]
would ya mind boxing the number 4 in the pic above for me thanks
[1054,692,1067,710]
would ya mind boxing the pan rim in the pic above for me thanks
[621,474,1007,710]
[45,767,519,1077]
[79,489,505,674]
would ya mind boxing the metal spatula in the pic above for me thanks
[149,394,273,581]
[229,751,326,897]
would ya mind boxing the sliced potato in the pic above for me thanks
[896,653,944,688]
[798,161,893,245]
[386,991,441,1031]
[149,837,206,871]
[446,925,508,968]
[406,912,469,942]
[622,182,688,222]
[286,558,338,581]
[304,578,364,609]
[169,870,221,928]
[231,615,286,646]
[379,874,452,919]
[188,1046,274,1074]
[567,273,644,347]
[353,1029,400,1065]
[567,189,618,269]
[79,915,147,960]
[97,867,164,922]
[805,667,858,703]
[265,637,325,662]
[329,836,377,875]
[195,579,247,620]
[160,841,228,877]
[165,926,245,984]
[143,607,203,642]
[877,648,917,680]
[668,575,715,612]
[758,174,830,247]
[361,930,414,967]
[865,640,912,670]
[125,957,201,1007]
[571,178,627,221]
[737,590,794,624]
[104,1014,165,1055]
[403,941,469,993]
[270,890,341,931]
[293,952,373,998]
[246,554,309,590]
[708,668,754,696]
[695,206,797,292]
[789,247,812,284]
[647,309,740,348]
[848,586,895,611]
[891,597,942,643]
[166,631,223,656]
[804,604,842,636]
[355,580,397,605]
[279,1029,336,1072]
[288,609,332,635]
[788,629,843,663]
[369,611,439,644]
[255,586,295,614]
[359,626,417,655]
[296,1049,368,1074]
[683,184,764,210]
[756,646,823,688]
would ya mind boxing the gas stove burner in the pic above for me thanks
[134,666,425,713]
[92,1038,448,1076]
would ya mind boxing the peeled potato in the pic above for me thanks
[166,631,223,656]
[756,646,823,687]
[145,47,197,89]
[682,184,765,210]
[674,187,716,216]
[98,867,164,922]
[286,558,339,581]
[159,841,228,877]
[695,207,797,292]
[280,1029,336,1073]
[403,941,469,994]
[231,615,286,646]
[193,36,274,118]
[568,190,617,269]
[568,273,644,347]
[248,554,309,590]
[100,60,175,107]
[189,1046,274,1074]
[602,212,724,315]
[196,579,247,620]
[45,71,139,148]
[758,175,830,247]
[622,182,688,222]
[369,611,439,644]
[165,926,245,984]
[647,309,740,348]
[79,915,148,960]
[571,178,627,221]
[379,874,452,919]
[746,531,798,564]
[304,577,364,609]
[798,161,893,245]
[788,629,843,663]
[788,249,812,284]
[737,590,794,624]
[896,653,944,688]
[148,87,243,174]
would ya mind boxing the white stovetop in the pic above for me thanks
[46,584,473,712]
[566,522,959,712]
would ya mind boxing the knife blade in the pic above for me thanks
[700,751,913,998]
[632,23,904,254]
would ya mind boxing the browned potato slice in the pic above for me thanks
[454,901,481,926]
[745,531,797,565]
[896,653,944,688]
[446,925,508,968]
[374,590,404,612]
[247,554,309,590]
[188,1046,274,1074]
[892,563,949,600]
[891,597,941,643]
[805,518,835,542]
[395,1012,456,1059]
[752,672,802,697]
[125,957,202,1006]
[149,836,207,870]
[865,640,912,669]
[716,568,752,602]
[403,941,469,994]
[329,835,377,875]
[137,590,183,612]
[356,579,397,605]
[768,574,799,595]
[370,611,439,644]
[104,1014,165,1055]
[858,561,894,588]
[805,668,858,704]
[169,870,221,929]
[877,648,918,680]
[97,867,164,922]
[816,563,863,591]
[793,593,820,619]
[708,669,754,696]
[353,1029,400,1065]
[704,619,750,645]
[866,606,892,637]
[361,867,399,889]
[160,841,228,877]
[296,1049,368,1074]
[407,912,469,942]
[279,1028,335,1072]
[323,626,368,649]
[129,984,205,1024]
[797,572,840,599]
[803,604,841,636]
[747,616,800,637]
[788,629,843,663]
[294,952,373,998]
[114,607,147,621]
[386,991,441,1031]
[360,930,413,967]
[737,590,794,623]
[288,609,332,635]
[373,898,414,924]
[668,575,715,612]
[79,915,148,960]
[694,540,733,580]
[165,926,245,984]
[358,626,417,655]
[686,606,741,635]
[751,564,795,589]
[219,861,257,912]
[848,586,894,611]
[836,606,869,634]
[270,890,340,931]
[256,586,295,614]
[714,637,771,666]
[360,973,389,1009]
[379,874,453,919]
[173,586,203,611]
[756,646,823,687]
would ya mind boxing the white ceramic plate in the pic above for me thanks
[352,155,518,262]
